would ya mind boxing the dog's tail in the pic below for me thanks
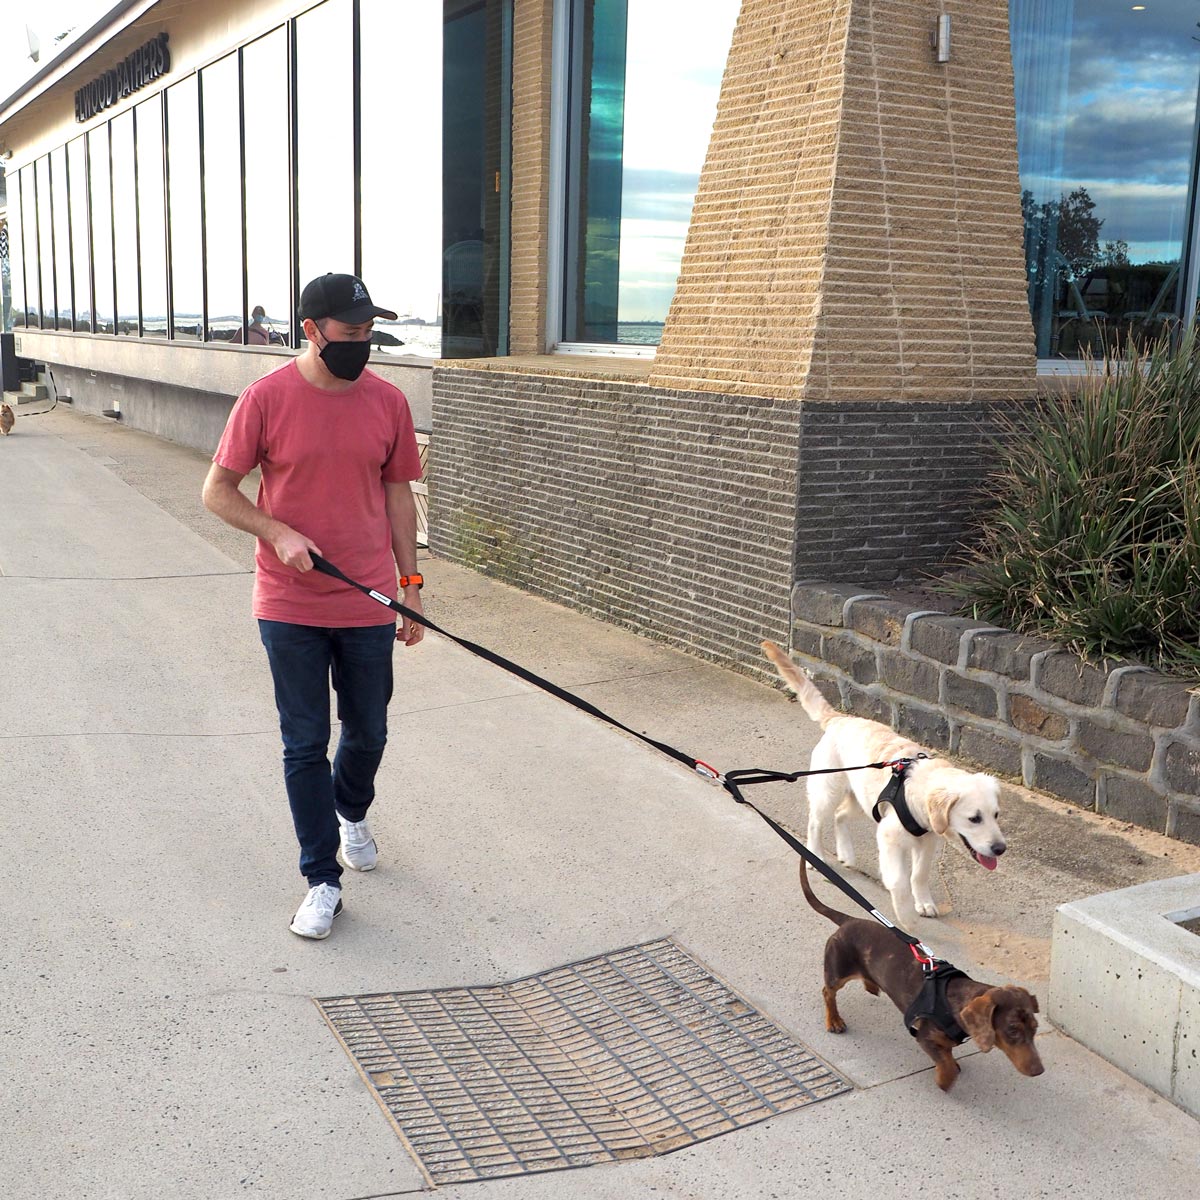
[761,640,838,728]
[799,858,855,927]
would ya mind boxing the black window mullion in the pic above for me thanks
[162,88,174,340]
[288,18,300,348]
[197,73,209,340]
[352,0,362,279]
[237,49,249,342]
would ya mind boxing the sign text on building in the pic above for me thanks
[75,33,171,123]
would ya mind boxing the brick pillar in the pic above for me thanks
[507,0,555,355]
[649,0,1036,401]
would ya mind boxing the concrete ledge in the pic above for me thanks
[1050,874,1200,1118]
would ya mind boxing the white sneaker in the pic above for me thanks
[289,883,343,939]
[337,813,378,871]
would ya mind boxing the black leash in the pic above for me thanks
[311,553,704,775]
[309,554,943,962]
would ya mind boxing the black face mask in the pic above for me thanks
[317,335,372,381]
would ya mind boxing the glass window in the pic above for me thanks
[442,0,510,358]
[1012,1,1200,358]
[202,52,245,342]
[360,0,444,358]
[167,76,203,340]
[136,99,167,338]
[20,167,40,326]
[242,27,291,346]
[68,137,92,331]
[562,0,738,346]
[88,130,115,333]
[8,169,26,327]
[51,147,73,330]
[295,0,353,337]
[111,111,139,334]
[36,156,56,329]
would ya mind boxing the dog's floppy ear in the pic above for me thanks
[925,787,956,836]
[958,992,998,1052]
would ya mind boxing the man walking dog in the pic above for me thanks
[203,273,425,939]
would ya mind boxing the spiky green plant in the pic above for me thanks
[945,330,1200,674]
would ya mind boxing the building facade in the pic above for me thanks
[2,0,1199,672]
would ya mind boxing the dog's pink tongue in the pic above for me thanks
[977,854,998,871]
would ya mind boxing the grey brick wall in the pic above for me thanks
[431,369,1031,677]
[430,366,802,673]
[794,399,1032,585]
[789,581,1200,845]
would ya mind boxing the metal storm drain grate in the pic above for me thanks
[316,939,850,1186]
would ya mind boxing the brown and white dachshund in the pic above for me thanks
[800,858,1044,1091]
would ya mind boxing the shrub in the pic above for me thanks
[944,331,1200,674]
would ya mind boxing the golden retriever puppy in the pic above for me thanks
[762,641,1006,923]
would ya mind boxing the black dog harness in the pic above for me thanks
[871,755,931,837]
[904,960,970,1044]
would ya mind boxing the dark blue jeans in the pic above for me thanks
[259,620,395,887]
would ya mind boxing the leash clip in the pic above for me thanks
[910,942,940,974]
[693,759,724,783]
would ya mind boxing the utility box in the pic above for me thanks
[0,332,18,392]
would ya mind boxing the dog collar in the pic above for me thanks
[871,757,929,838]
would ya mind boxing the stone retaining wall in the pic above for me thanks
[790,582,1200,846]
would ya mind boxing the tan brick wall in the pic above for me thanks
[650,0,1036,401]
[508,0,555,355]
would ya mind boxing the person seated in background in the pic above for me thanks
[231,305,270,345]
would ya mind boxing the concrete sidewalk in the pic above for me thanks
[3,408,1199,1200]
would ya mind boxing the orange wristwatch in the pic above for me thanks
[398,574,424,589]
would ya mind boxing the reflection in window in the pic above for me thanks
[36,156,56,328]
[89,130,115,332]
[20,167,39,325]
[442,0,510,358]
[52,147,73,330]
[296,0,353,338]
[202,53,244,342]
[359,0,443,358]
[563,0,737,346]
[136,99,167,337]
[68,137,92,331]
[168,76,203,340]
[1012,0,1200,358]
[111,111,139,334]
[9,171,26,327]
[242,28,291,346]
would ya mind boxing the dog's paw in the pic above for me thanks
[835,848,857,869]
[826,1016,847,1034]
[915,898,941,918]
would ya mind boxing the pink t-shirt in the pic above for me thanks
[214,359,422,627]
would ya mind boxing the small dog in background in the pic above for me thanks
[762,640,1007,923]
[0,403,13,435]
[800,858,1043,1091]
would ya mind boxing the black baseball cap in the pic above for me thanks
[299,273,398,323]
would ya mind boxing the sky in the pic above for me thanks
[0,0,113,102]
